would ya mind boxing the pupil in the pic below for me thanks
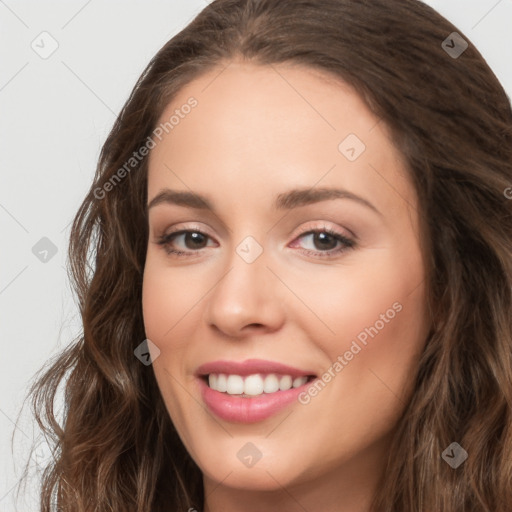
[186,232,206,249]
[315,232,337,250]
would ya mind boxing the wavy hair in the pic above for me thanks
[15,0,512,510]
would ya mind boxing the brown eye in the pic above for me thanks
[176,231,208,250]
[292,228,355,258]
[310,232,339,251]
[156,229,215,257]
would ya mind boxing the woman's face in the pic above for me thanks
[142,61,430,503]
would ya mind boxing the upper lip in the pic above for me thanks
[195,358,317,378]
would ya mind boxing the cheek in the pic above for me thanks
[142,259,204,348]
[321,268,428,423]
[360,280,428,396]
[291,254,422,342]
[142,269,172,344]
[141,263,201,436]
[297,246,427,387]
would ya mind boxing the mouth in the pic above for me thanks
[195,359,318,423]
[199,373,317,398]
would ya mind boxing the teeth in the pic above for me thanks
[244,374,264,395]
[292,376,306,388]
[263,374,279,393]
[206,373,309,396]
[279,375,292,390]
[226,375,244,394]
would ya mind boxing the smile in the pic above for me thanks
[205,373,314,396]
[195,359,318,423]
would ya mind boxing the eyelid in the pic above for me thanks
[158,220,352,244]
[288,220,354,241]
[155,220,356,260]
[159,222,215,239]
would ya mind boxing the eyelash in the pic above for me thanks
[155,225,356,259]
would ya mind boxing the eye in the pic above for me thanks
[290,227,355,258]
[154,225,356,259]
[155,227,215,258]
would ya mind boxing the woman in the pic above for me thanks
[20,0,512,510]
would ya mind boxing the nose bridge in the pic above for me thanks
[205,232,285,335]
[234,234,266,266]
[218,233,271,309]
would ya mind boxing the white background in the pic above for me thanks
[1,0,511,510]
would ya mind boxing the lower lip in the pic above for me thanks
[197,377,314,423]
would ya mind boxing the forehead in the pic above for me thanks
[147,61,415,220]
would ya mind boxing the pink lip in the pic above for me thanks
[195,358,316,378]
[197,377,315,423]
[195,359,317,423]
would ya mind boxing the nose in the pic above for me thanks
[204,243,286,338]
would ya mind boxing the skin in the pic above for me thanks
[142,59,431,512]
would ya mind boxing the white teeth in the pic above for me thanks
[206,373,310,396]
[293,376,307,388]
[226,375,244,395]
[216,374,227,392]
[279,375,292,390]
[244,374,264,395]
[263,374,279,393]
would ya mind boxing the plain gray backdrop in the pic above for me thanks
[1,0,511,510]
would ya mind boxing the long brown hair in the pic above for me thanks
[15,0,512,510]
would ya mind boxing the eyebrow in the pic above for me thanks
[147,187,382,216]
